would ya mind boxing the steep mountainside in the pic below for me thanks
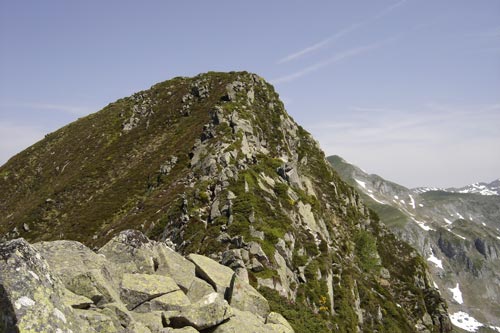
[0,72,451,332]
[328,155,500,332]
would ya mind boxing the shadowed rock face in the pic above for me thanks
[0,72,451,332]
[0,230,293,333]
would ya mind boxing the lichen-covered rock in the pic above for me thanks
[34,240,111,285]
[98,230,157,275]
[227,275,270,319]
[135,289,191,312]
[165,292,233,330]
[131,311,164,332]
[1,230,293,333]
[187,254,234,297]
[154,244,196,291]
[0,238,90,332]
[67,269,120,306]
[120,273,179,310]
[186,277,215,302]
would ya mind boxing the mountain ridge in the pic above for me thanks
[328,154,500,332]
[1,72,451,332]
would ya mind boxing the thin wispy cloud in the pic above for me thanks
[277,24,361,64]
[306,102,500,187]
[277,0,408,64]
[271,37,395,84]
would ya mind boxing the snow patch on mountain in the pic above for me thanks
[449,283,463,304]
[408,195,415,209]
[368,193,385,204]
[444,218,453,225]
[411,217,434,231]
[355,179,366,189]
[427,251,443,269]
[450,311,483,332]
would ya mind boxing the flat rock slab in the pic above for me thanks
[135,289,191,312]
[120,273,179,310]
[165,292,233,331]
[187,254,234,297]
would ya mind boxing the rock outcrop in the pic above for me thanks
[0,230,293,333]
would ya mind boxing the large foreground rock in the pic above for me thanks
[0,238,89,332]
[0,230,294,333]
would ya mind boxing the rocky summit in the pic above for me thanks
[1,71,451,332]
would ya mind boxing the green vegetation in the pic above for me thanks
[354,229,381,273]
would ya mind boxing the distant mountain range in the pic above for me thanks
[328,155,500,333]
[414,179,500,196]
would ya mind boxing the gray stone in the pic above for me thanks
[120,273,179,310]
[155,244,196,291]
[98,230,157,275]
[250,258,264,272]
[187,254,234,297]
[135,290,191,312]
[131,311,164,332]
[211,308,291,333]
[266,312,294,332]
[186,277,215,303]
[228,275,270,319]
[34,239,111,286]
[62,289,94,309]
[248,242,268,262]
[165,292,233,330]
[0,239,89,333]
[67,269,120,306]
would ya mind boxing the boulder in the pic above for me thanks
[154,244,196,291]
[77,309,117,332]
[101,302,134,329]
[131,311,165,332]
[165,292,233,330]
[0,238,89,332]
[62,289,94,309]
[34,240,111,285]
[187,254,234,297]
[227,275,270,319]
[67,269,120,306]
[135,290,191,312]
[120,273,179,310]
[186,277,215,302]
[98,229,157,274]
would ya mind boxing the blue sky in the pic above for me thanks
[0,0,499,188]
